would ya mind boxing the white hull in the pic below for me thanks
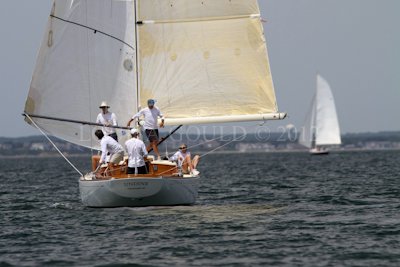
[310,148,329,155]
[79,176,199,208]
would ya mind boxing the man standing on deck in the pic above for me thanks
[125,128,148,175]
[96,101,119,141]
[95,129,124,165]
[126,99,164,160]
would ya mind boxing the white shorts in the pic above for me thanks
[109,151,124,164]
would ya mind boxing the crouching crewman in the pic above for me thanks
[95,129,124,167]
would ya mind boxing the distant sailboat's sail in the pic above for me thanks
[300,75,341,148]
[299,95,316,148]
[315,75,341,146]
[24,0,137,148]
[137,0,284,125]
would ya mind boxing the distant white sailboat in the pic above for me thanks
[23,0,286,207]
[300,74,341,155]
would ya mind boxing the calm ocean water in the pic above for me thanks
[0,151,399,267]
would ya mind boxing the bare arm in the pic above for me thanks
[126,118,134,127]
[127,110,142,127]
[159,110,165,128]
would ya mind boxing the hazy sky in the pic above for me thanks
[0,0,399,137]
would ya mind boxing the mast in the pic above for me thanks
[134,0,140,112]
[313,73,318,149]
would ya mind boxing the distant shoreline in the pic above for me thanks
[0,154,91,159]
[1,148,399,159]
[2,132,400,158]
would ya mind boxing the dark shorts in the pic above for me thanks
[145,129,159,142]
[108,133,118,142]
[127,166,148,175]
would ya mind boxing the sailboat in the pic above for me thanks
[23,0,286,207]
[299,74,341,155]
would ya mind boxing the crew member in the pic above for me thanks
[127,99,164,160]
[96,101,118,141]
[125,128,148,174]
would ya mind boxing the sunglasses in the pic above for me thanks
[179,147,187,149]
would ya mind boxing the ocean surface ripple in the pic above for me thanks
[0,151,399,266]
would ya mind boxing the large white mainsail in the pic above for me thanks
[137,0,284,125]
[24,0,137,149]
[24,0,285,148]
[300,74,341,148]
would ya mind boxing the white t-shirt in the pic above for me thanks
[170,151,191,163]
[96,112,117,135]
[132,107,163,130]
[125,138,148,168]
[100,136,124,163]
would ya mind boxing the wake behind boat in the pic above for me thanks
[23,0,286,207]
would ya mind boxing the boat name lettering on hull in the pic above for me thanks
[123,182,149,187]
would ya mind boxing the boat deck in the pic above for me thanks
[88,155,183,180]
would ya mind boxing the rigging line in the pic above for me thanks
[50,15,135,50]
[24,113,84,177]
[187,121,275,154]
[149,125,183,153]
[199,133,247,159]
[185,135,231,151]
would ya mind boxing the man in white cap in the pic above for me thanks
[126,99,164,160]
[94,129,124,166]
[96,101,118,141]
[125,128,148,174]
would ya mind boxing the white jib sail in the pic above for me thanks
[24,0,137,149]
[137,0,284,125]
[315,75,341,146]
